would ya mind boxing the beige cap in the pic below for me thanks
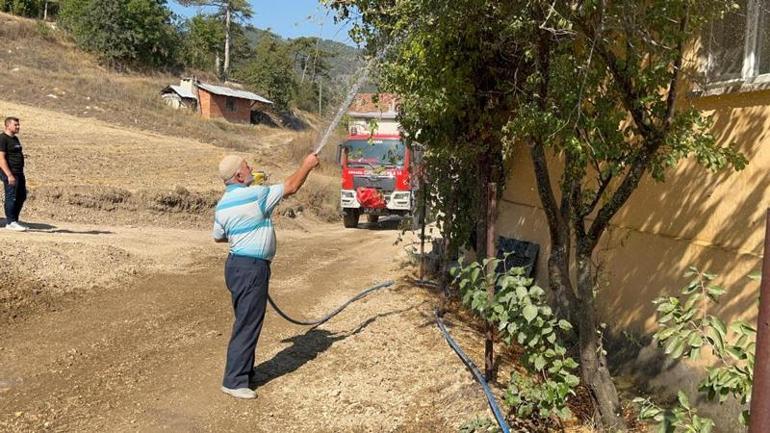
[218,155,244,181]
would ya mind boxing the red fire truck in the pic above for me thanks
[338,133,422,228]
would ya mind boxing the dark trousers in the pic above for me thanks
[223,254,270,389]
[0,171,26,224]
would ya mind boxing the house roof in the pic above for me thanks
[197,82,273,105]
[348,111,398,120]
[161,85,197,100]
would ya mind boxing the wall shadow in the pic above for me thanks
[500,89,769,333]
[594,90,769,332]
[497,88,770,433]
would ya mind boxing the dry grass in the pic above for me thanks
[31,185,220,215]
[289,178,341,222]
[285,129,347,172]
[0,13,282,152]
[280,130,344,222]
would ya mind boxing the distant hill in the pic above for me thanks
[243,26,368,93]
[316,38,363,83]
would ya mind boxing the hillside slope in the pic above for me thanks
[0,13,319,151]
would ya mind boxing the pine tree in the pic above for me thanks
[177,0,253,79]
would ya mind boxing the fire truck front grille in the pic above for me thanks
[353,176,395,191]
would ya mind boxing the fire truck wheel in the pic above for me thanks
[343,209,360,228]
[366,214,379,224]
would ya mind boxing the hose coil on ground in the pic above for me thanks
[267,280,395,327]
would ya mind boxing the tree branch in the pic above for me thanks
[530,138,564,243]
[583,171,612,219]
[574,17,653,139]
[664,7,690,131]
[585,148,657,253]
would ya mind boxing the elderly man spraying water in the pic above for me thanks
[213,152,319,399]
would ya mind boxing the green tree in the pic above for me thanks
[181,14,224,71]
[0,0,44,17]
[287,37,336,113]
[287,36,332,84]
[178,0,253,78]
[331,0,517,269]
[234,34,296,112]
[42,0,56,20]
[504,2,745,427]
[329,0,747,430]
[59,0,179,69]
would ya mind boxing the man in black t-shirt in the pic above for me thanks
[0,117,28,231]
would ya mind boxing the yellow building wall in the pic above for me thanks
[497,90,770,334]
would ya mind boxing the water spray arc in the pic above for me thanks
[313,41,394,155]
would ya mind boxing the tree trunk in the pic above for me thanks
[575,248,626,430]
[547,242,575,321]
[439,194,458,298]
[529,140,577,319]
[300,55,309,84]
[223,2,231,80]
[44,1,48,21]
[475,148,490,258]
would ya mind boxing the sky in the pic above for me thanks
[169,0,359,47]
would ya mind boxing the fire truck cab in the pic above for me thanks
[338,93,422,229]
[338,134,421,228]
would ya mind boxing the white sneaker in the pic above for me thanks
[6,222,27,232]
[220,386,256,399]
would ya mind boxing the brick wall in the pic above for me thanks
[198,89,252,123]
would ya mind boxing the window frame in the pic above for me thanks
[225,97,237,112]
[704,0,770,89]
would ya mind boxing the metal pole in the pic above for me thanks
[419,181,427,281]
[749,208,770,433]
[485,183,497,381]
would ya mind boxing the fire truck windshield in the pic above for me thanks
[345,139,405,167]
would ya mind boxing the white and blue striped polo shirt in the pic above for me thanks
[213,183,284,260]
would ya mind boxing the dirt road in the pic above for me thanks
[0,219,491,432]
[0,98,497,432]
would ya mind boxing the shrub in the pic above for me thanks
[452,258,580,424]
[634,268,759,432]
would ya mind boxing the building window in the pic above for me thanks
[225,97,236,112]
[706,0,770,83]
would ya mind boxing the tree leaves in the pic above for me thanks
[522,305,538,323]
[639,267,755,431]
[453,259,578,423]
[59,0,180,69]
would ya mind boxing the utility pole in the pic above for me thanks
[484,183,497,381]
[749,209,770,433]
[419,181,427,282]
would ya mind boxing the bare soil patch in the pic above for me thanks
[0,223,499,433]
